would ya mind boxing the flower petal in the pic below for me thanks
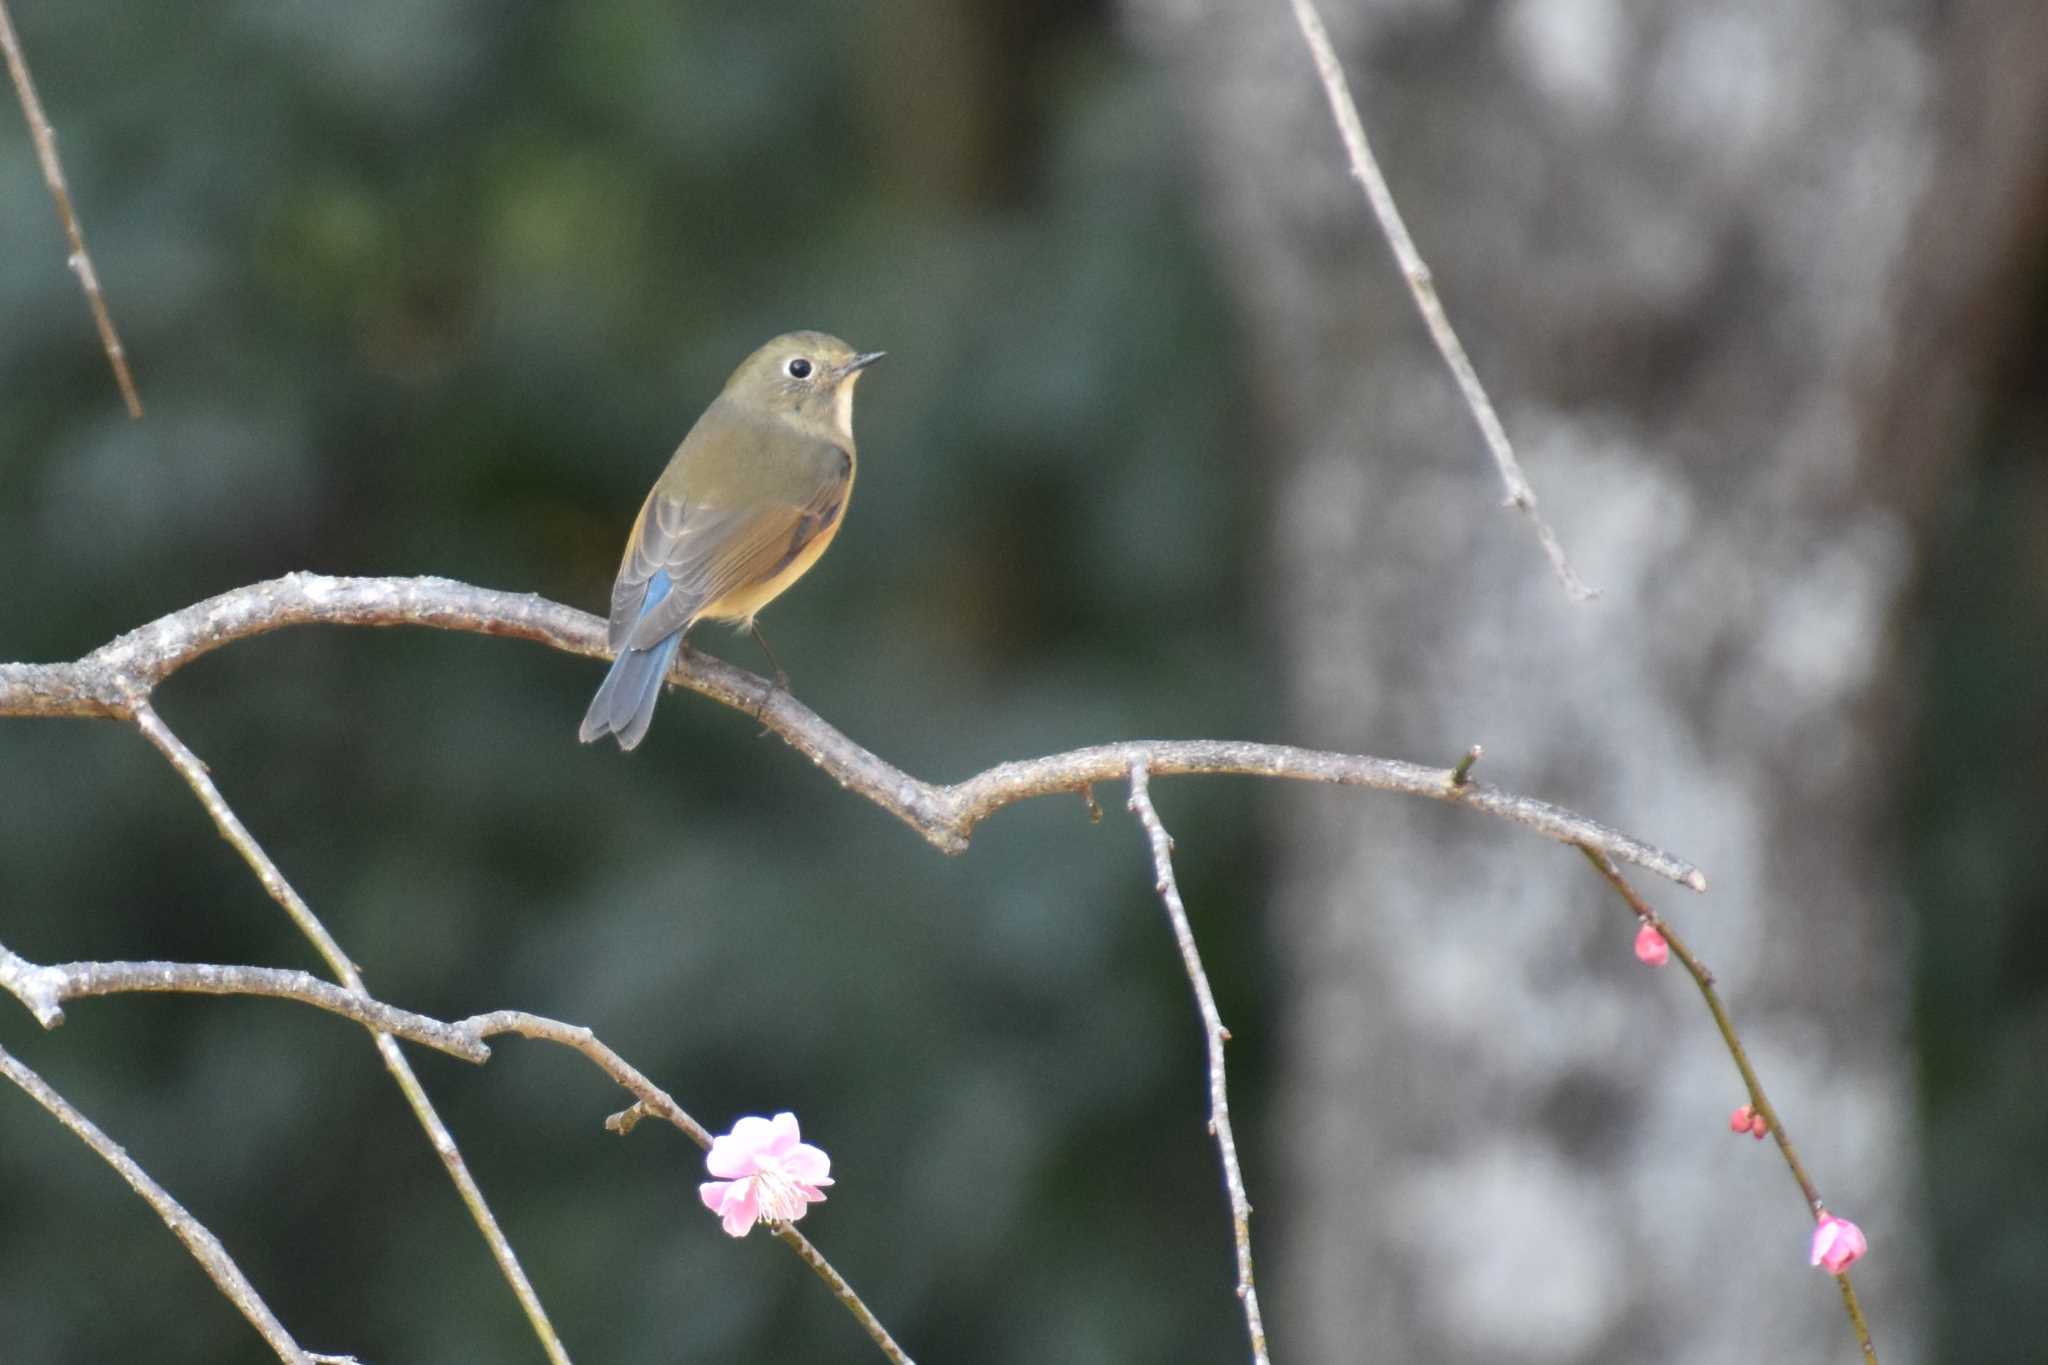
[705,1135,755,1179]
[728,1115,779,1152]
[784,1142,834,1185]
[761,1111,803,1158]
[713,1177,762,1238]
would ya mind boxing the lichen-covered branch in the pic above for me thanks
[0,1042,333,1363]
[0,943,908,1363]
[1129,764,1269,1365]
[0,0,143,416]
[0,571,1709,1364]
[1285,0,1589,599]
[454,1013,913,1361]
[131,701,575,1365]
[0,946,490,1060]
[0,573,1703,890]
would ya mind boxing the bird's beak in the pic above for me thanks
[839,350,886,378]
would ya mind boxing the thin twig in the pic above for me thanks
[1128,763,1270,1365]
[0,946,490,1060]
[132,701,575,1365]
[461,1010,712,1147]
[1285,0,1590,600]
[1578,846,1878,1362]
[0,1042,330,1363]
[459,1014,914,1361]
[0,0,142,417]
[771,1224,918,1365]
[0,574,1701,890]
[0,947,912,1360]
[0,574,1710,1361]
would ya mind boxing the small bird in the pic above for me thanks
[580,331,883,750]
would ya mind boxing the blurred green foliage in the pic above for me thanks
[0,2,1273,1361]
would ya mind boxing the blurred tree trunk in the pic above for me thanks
[1126,2,2044,1359]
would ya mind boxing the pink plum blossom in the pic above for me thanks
[698,1111,834,1238]
[1730,1104,1755,1133]
[1810,1213,1867,1274]
[1633,924,1669,966]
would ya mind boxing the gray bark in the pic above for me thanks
[1119,1,2040,1358]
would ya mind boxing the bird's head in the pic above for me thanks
[723,331,885,441]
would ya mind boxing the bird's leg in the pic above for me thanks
[747,621,790,728]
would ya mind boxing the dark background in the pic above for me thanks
[0,2,2040,1362]
[0,4,1265,1362]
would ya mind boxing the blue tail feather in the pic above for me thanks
[580,572,683,750]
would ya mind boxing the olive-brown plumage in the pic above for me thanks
[580,332,882,750]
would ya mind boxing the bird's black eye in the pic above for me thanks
[786,357,813,379]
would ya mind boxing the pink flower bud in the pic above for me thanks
[1633,924,1669,966]
[1809,1214,1867,1274]
[1749,1112,1769,1140]
[1730,1104,1754,1133]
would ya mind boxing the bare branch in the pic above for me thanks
[0,942,64,1025]
[0,574,1708,1362]
[1578,847,1880,1361]
[0,946,490,1061]
[460,1010,711,1146]
[456,1014,914,1361]
[1285,0,1592,600]
[0,0,142,417]
[0,574,1703,890]
[0,1042,332,1363]
[131,701,575,1365]
[0,945,914,1363]
[770,1223,919,1365]
[1128,764,1270,1365]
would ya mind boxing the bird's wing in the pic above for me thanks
[610,445,850,651]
